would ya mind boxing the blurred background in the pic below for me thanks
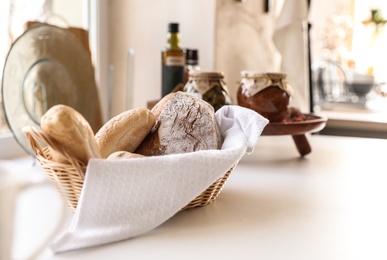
[1,0,387,140]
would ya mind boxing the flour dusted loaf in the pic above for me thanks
[95,107,156,158]
[40,104,101,165]
[135,92,223,156]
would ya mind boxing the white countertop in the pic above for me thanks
[5,134,387,260]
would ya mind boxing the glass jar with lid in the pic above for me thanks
[183,71,232,111]
[237,71,294,122]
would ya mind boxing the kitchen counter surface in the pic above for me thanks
[6,134,387,260]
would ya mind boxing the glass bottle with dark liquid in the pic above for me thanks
[161,23,185,97]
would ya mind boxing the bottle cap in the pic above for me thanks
[186,49,199,65]
[168,23,179,33]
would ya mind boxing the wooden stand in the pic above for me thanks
[261,114,327,157]
[291,134,312,156]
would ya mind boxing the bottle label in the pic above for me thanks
[165,56,185,66]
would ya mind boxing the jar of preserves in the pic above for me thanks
[237,71,294,122]
[183,71,232,111]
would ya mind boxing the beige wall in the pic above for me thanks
[106,0,312,116]
[107,0,216,116]
[96,0,362,118]
[215,0,282,105]
[52,0,85,28]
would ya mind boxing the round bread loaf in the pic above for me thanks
[95,107,156,158]
[135,92,223,156]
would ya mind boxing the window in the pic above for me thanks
[0,0,11,134]
[0,0,89,158]
[310,0,387,110]
[1,0,55,135]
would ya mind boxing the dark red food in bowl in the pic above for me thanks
[237,86,290,122]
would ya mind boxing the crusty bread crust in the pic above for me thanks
[40,104,101,165]
[135,92,222,156]
[150,92,175,120]
[95,107,156,158]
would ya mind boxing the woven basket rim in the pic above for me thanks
[22,126,235,212]
[23,126,86,179]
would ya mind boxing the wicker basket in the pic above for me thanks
[23,126,234,212]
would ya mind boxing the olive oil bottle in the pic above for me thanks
[161,23,185,97]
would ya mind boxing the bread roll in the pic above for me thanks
[135,92,222,156]
[107,151,146,159]
[95,107,156,158]
[40,104,101,165]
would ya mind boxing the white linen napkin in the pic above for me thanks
[50,105,268,253]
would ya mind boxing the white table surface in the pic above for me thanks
[6,134,387,260]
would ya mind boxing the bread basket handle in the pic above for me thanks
[22,126,86,179]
